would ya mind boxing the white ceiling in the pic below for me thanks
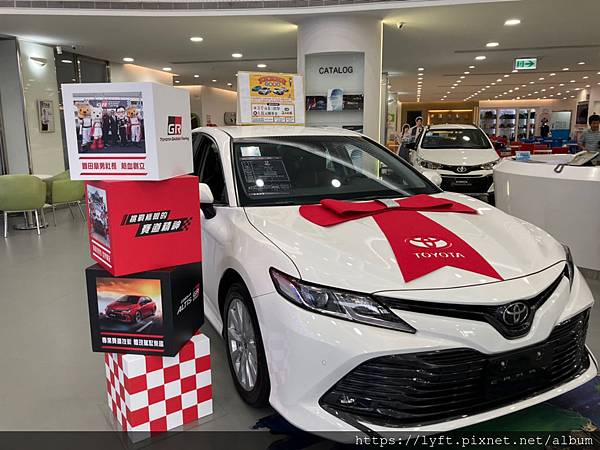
[1,0,600,100]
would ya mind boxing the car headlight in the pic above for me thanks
[480,159,501,170]
[270,268,415,333]
[562,244,575,288]
[417,157,442,170]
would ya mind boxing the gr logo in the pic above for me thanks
[167,116,182,136]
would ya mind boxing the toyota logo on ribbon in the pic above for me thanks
[456,166,468,173]
[502,302,530,326]
[407,237,450,249]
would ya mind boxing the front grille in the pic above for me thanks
[320,309,590,428]
[440,175,493,193]
[376,267,566,339]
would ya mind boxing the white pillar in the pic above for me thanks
[297,15,383,141]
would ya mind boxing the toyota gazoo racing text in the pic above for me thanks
[192,125,596,441]
[409,124,500,200]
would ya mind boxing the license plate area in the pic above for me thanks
[485,344,552,398]
[452,179,472,185]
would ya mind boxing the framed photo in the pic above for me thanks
[37,100,55,133]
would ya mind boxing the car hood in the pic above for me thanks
[245,193,565,292]
[107,303,134,311]
[418,148,498,166]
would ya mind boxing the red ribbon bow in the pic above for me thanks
[299,194,503,283]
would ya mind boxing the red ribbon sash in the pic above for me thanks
[299,194,503,283]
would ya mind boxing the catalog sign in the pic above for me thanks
[61,82,193,180]
[237,71,305,125]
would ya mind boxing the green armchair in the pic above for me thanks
[44,170,85,226]
[0,175,46,237]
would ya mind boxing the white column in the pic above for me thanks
[297,15,383,141]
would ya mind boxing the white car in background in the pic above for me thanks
[409,124,500,200]
[192,125,596,440]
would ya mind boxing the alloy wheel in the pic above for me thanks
[227,298,258,391]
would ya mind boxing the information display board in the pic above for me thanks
[237,72,305,125]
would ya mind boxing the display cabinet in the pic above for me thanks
[478,107,536,141]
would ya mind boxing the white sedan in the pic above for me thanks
[192,125,596,440]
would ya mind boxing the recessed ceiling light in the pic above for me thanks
[212,79,217,82]
[563,67,570,71]
[529,81,535,84]
[512,69,518,73]
[486,42,500,47]
[504,18,521,26]
[457,80,462,83]
[174,80,180,83]
[586,84,591,88]
[578,61,586,65]
[194,74,199,78]
[257,63,267,69]
[460,76,465,79]
[451,86,456,89]
[417,81,423,84]
[227,82,233,86]
[475,55,487,60]
[538,77,544,80]
[232,53,243,58]
[61,59,72,64]
[486,85,490,88]
[550,86,554,89]
[521,84,526,87]
[162,67,172,72]
[417,67,424,71]
[504,74,510,78]
[570,80,576,83]
[497,79,502,82]
[583,76,589,79]
[464,71,470,74]
[549,73,556,76]
[469,65,475,69]
[190,36,204,42]
[559,83,564,86]
[122,57,134,62]
[491,82,496,85]
[541,89,546,92]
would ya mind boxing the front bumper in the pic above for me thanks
[254,267,596,439]
[439,171,494,194]
[106,310,133,322]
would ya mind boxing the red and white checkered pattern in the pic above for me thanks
[105,333,212,433]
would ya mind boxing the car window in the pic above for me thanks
[199,138,228,205]
[192,133,205,176]
[233,135,437,206]
[420,128,492,149]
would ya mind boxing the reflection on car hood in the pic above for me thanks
[107,303,133,311]
[245,192,565,292]
[418,148,498,166]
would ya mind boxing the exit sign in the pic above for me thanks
[514,57,537,70]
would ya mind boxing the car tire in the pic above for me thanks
[223,282,270,407]
[134,311,142,323]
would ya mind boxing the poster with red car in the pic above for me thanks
[86,262,203,356]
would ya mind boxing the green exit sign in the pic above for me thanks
[514,57,537,70]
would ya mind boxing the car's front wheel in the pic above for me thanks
[223,282,270,407]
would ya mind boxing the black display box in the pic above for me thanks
[85,262,203,356]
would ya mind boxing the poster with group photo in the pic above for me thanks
[237,71,305,125]
[71,92,145,154]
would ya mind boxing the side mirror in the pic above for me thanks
[422,170,442,188]
[199,183,214,204]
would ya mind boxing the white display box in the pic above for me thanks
[61,82,193,180]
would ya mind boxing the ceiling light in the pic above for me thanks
[550,86,554,89]
[512,69,518,73]
[417,81,423,84]
[232,53,243,58]
[61,59,72,64]
[504,18,521,26]
[504,74,510,78]
[469,65,475,69]
[122,57,134,62]
[529,81,534,84]
[257,63,267,69]
[486,42,500,47]
[227,82,233,86]
[583,76,589,79]
[475,55,487,60]
[559,83,564,86]
[586,84,591,88]
[460,76,465,79]
[451,86,455,89]
[417,67,424,71]
[570,80,576,83]
[491,82,496,85]
[212,79,217,82]
[162,67,172,72]
[194,74,200,78]
[174,80,180,83]
[562,67,570,71]
[538,77,544,80]
[456,80,462,83]
[514,87,519,90]
[521,84,526,87]
[550,73,556,76]
[190,36,204,42]
[541,89,546,92]
[464,71,470,74]
[578,61,586,65]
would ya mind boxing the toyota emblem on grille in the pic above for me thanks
[456,166,468,173]
[407,237,450,249]
[502,302,530,326]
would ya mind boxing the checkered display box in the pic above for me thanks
[105,333,212,432]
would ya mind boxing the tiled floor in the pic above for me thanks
[0,208,599,432]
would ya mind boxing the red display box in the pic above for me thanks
[85,175,201,276]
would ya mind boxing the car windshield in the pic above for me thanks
[420,128,492,149]
[233,135,438,206]
[117,296,140,304]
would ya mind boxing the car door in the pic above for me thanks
[195,133,229,310]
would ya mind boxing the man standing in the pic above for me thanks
[410,116,424,142]
[579,114,600,151]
